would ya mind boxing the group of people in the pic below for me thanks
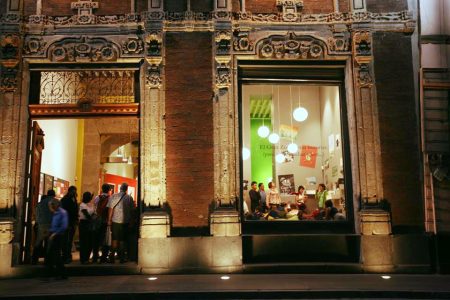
[32,182,136,278]
[245,181,345,221]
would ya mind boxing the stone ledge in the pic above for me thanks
[140,211,170,238]
[210,209,241,237]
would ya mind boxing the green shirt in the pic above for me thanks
[315,190,328,209]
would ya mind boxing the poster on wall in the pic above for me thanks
[299,145,318,168]
[54,177,69,199]
[278,174,295,194]
[279,124,299,141]
[43,174,54,195]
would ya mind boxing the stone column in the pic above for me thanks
[211,0,241,237]
[352,30,393,272]
[139,4,170,242]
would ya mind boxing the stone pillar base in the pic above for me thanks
[140,211,170,238]
[210,209,241,236]
[360,209,393,272]
[0,219,14,278]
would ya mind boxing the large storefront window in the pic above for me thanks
[241,83,347,222]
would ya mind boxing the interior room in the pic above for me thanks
[241,84,346,221]
[36,117,139,204]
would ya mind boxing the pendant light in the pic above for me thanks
[287,85,298,154]
[293,86,308,122]
[275,85,284,163]
[268,132,280,144]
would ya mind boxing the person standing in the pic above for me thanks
[32,189,56,264]
[78,192,95,264]
[315,183,328,209]
[258,183,266,209]
[93,183,111,263]
[266,182,281,207]
[61,186,78,264]
[249,181,261,213]
[107,183,135,263]
[46,199,68,279]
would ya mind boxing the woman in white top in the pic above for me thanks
[266,182,281,207]
[79,191,95,264]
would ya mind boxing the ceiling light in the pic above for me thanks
[257,125,270,138]
[276,153,285,163]
[287,143,298,154]
[293,107,308,122]
[268,133,280,144]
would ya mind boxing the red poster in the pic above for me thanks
[300,145,318,168]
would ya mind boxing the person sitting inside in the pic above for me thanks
[324,200,346,221]
[286,203,300,220]
[296,185,307,203]
[266,204,280,220]
[298,202,316,220]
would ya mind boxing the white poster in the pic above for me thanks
[328,134,335,153]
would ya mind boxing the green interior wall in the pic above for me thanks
[250,93,273,185]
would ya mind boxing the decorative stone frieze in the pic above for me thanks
[145,57,162,89]
[257,32,326,59]
[215,56,232,89]
[47,36,118,62]
[215,30,231,55]
[27,13,140,26]
[145,31,162,56]
[23,37,46,55]
[122,37,144,55]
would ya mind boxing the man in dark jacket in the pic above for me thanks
[47,198,68,279]
[60,186,78,263]
[249,181,261,213]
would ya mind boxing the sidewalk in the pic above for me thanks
[1,274,450,299]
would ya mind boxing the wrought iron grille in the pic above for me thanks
[39,70,135,104]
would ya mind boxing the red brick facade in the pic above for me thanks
[41,0,131,16]
[366,0,408,13]
[338,0,350,13]
[245,0,335,14]
[165,32,214,228]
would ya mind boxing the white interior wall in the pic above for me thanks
[38,119,79,186]
[242,85,345,192]
[320,86,343,190]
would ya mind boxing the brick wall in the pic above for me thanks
[366,0,408,13]
[136,0,147,13]
[372,32,423,230]
[232,0,241,12]
[23,0,36,15]
[338,0,350,12]
[0,0,8,14]
[42,0,131,16]
[165,32,214,228]
[245,0,334,14]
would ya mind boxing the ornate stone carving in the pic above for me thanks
[215,56,231,89]
[0,13,21,24]
[357,63,373,87]
[215,31,231,55]
[233,30,254,52]
[47,36,119,62]
[327,32,350,53]
[257,32,326,59]
[0,34,20,92]
[146,32,162,56]
[122,37,144,55]
[146,57,162,89]
[236,10,413,24]
[23,37,47,55]
[71,0,99,15]
[276,0,303,22]
[27,13,140,25]
[353,30,372,58]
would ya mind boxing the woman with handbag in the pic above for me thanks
[79,191,95,264]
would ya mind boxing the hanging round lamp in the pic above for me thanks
[275,153,285,163]
[257,125,270,138]
[268,133,280,144]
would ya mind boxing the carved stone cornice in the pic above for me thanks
[145,31,163,89]
[256,32,328,59]
[23,35,144,61]
[26,13,140,26]
[215,56,231,89]
[0,13,21,24]
[28,103,139,117]
[352,30,373,87]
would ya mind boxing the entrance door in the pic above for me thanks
[21,121,44,263]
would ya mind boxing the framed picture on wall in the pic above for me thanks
[43,174,54,195]
[278,174,295,195]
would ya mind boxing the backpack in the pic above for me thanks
[96,194,110,223]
